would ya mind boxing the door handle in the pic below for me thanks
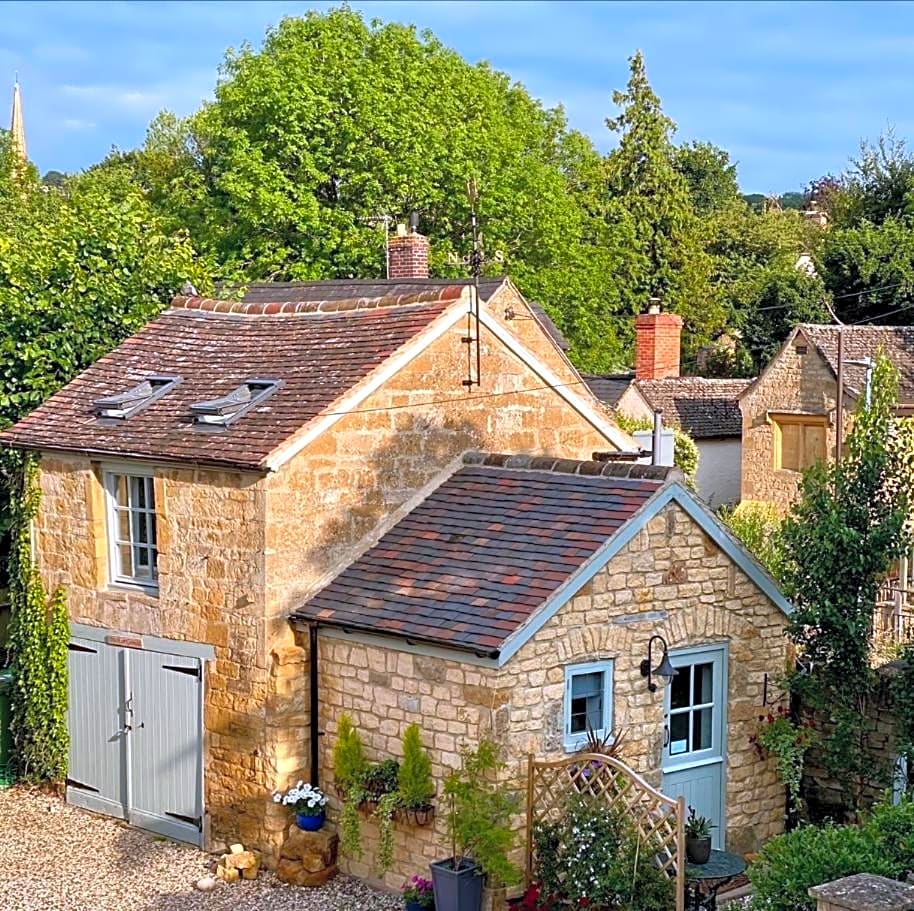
[663,724,670,748]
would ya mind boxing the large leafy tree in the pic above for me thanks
[707,204,828,369]
[117,9,639,371]
[604,52,720,356]
[675,141,741,216]
[780,355,914,807]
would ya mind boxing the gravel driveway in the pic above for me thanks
[0,787,402,911]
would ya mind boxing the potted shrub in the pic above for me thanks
[272,781,329,831]
[340,758,401,874]
[685,806,714,864]
[402,874,435,911]
[430,740,521,911]
[399,723,435,826]
[333,713,367,796]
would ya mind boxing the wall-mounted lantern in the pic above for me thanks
[640,634,678,693]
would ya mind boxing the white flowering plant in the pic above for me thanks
[272,781,329,817]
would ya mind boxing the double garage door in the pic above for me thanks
[67,631,206,845]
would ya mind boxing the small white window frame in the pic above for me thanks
[103,465,159,592]
[563,660,614,753]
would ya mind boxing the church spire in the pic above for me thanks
[10,78,27,163]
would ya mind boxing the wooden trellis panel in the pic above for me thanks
[526,753,685,911]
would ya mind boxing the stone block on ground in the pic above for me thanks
[276,858,339,887]
[276,827,339,887]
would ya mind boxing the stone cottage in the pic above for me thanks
[739,324,914,509]
[0,229,636,856]
[294,452,792,885]
[586,306,752,506]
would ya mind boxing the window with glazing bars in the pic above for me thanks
[105,472,158,587]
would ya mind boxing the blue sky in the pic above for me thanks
[3,0,914,192]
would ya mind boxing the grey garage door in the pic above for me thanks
[67,636,204,845]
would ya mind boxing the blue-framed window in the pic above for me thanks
[563,660,614,752]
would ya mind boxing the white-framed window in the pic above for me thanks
[104,469,158,590]
[563,660,614,752]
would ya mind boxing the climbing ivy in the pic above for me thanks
[780,355,914,810]
[1,448,69,782]
[891,644,914,777]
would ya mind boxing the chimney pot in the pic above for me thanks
[396,223,408,237]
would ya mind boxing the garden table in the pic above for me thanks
[685,849,747,911]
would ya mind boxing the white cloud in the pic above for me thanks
[61,84,166,114]
[62,117,95,131]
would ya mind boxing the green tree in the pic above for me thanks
[780,355,914,808]
[675,141,741,216]
[605,52,720,356]
[116,8,637,371]
[707,204,827,369]
[820,216,914,324]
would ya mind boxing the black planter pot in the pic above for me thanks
[686,835,712,865]
[430,857,484,911]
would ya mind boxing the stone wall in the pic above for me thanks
[259,290,619,860]
[740,336,847,509]
[500,500,790,856]
[311,500,791,889]
[33,454,271,847]
[33,288,625,862]
[803,668,900,820]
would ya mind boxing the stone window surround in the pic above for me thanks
[102,462,159,593]
[563,659,614,752]
[767,411,830,473]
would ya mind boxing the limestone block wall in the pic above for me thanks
[260,305,620,856]
[314,637,501,889]
[740,338,846,509]
[500,500,791,855]
[33,453,271,847]
[310,500,791,888]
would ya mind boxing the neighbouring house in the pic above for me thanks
[0,227,636,859]
[585,307,752,506]
[293,452,792,883]
[739,324,914,510]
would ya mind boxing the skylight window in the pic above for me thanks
[93,376,180,420]
[190,380,279,428]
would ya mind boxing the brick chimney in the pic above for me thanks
[635,301,683,380]
[388,222,430,279]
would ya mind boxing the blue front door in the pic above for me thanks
[661,645,727,849]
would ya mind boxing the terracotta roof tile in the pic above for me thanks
[0,296,456,470]
[293,454,667,655]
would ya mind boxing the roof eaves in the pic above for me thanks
[288,613,501,662]
[495,479,792,667]
[0,439,268,474]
